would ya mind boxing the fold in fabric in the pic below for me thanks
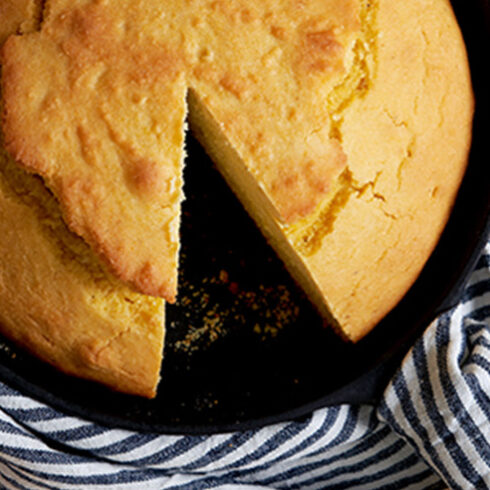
[379,244,490,489]
[0,242,488,489]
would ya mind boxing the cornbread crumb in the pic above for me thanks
[171,270,300,354]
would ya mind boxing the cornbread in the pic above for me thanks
[0,148,166,397]
[0,0,166,398]
[186,0,473,340]
[0,0,473,394]
[0,0,41,44]
[2,0,187,301]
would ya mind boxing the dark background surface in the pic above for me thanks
[0,0,489,435]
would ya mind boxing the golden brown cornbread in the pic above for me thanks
[0,0,41,45]
[0,0,473,400]
[302,0,474,339]
[190,0,472,341]
[2,0,188,301]
[0,147,166,397]
[0,1,166,397]
[187,0,474,340]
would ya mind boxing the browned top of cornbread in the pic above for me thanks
[2,0,189,301]
[1,0,363,300]
[0,0,41,44]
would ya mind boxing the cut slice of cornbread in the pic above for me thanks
[1,0,188,301]
[0,146,166,397]
[0,3,165,397]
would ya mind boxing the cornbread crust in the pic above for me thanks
[1,0,473,362]
[0,0,41,44]
[303,0,474,340]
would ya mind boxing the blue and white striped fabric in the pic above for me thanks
[0,241,489,489]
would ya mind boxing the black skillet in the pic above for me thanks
[0,0,489,435]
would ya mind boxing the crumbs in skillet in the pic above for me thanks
[169,269,300,354]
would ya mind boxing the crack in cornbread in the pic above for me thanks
[328,0,378,142]
[290,164,397,257]
[290,168,355,256]
[287,0,378,256]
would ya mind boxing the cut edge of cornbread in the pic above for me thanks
[187,88,344,336]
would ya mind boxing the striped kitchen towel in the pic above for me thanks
[0,241,488,489]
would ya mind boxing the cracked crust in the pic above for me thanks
[189,0,472,341]
[301,0,474,340]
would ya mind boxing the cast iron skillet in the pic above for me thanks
[0,0,489,435]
